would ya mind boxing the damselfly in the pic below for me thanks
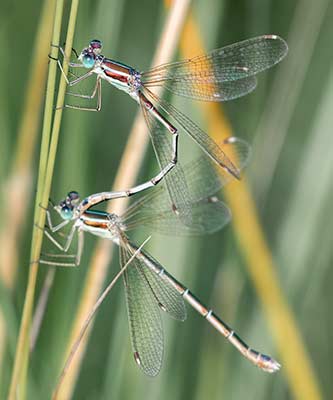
[40,137,279,375]
[54,34,287,217]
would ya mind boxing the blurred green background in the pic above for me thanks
[1,0,332,399]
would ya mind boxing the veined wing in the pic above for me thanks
[144,88,247,180]
[120,239,186,375]
[178,136,251,200]
[141,35,287,102]
[122,195,231,236]
[127,241,186,321]
[144,75,257,102]
[121,136,249,234]
[121,243,163,376]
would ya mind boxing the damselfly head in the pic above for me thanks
[79,47,97,69]
[67,191,80,203]
[78,39,102,68]
[89,39,102,54]
[55,191,80,220]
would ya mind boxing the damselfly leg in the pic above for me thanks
[37,200,84,267]
[51,45,103,111]
[64,76,102,112]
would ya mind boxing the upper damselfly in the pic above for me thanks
[54,35,288,221]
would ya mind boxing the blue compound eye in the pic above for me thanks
[60,206,73,220]
[82,53,95,68]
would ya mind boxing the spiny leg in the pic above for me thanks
[51,44,85,78]
[64,76,102,112]
[67,75,101,100]
[53,70,100,111]
[39,221,78,253]
[39,204,71,233]
[36,202,70,234]
[39,252,78,268]
[50,45,102,111]
[39,230,84,268]
[35,207,83,267]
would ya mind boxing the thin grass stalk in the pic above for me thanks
[7,1,80,398]
[7,1,65,394]
[36,0,79,231]
[55,1,191,398]
[177,13,322,400]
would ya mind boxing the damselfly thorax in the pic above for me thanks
[97,57,142,100]
[79,210,124,243]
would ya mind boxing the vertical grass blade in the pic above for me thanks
[7,1,80,398]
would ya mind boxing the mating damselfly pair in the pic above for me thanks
[43,34,288,375]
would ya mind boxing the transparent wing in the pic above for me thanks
[121,239,187,376]
[178,136,251,200]
[145,87,247,180]
[121,136,250,234]
[128,241,187,321]
[141,35,287,101]
[123,196,231,236]
[144,75,257,102]
[140,95,193,225]
[121,244,163,377]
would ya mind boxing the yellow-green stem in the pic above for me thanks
[7,1,64,395]
[7,0,80,398]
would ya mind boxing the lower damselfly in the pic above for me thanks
[54,34,287,221]
[39,138,279,375]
